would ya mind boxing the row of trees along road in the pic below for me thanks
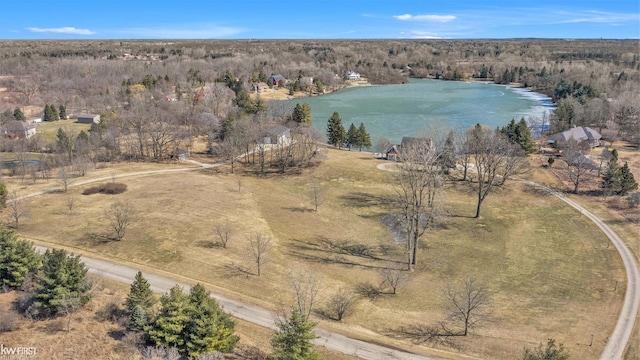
[326,111,372,151]
[396,124,529,270]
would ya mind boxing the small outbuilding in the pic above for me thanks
[264,125,291,145]
[76,114,101,124]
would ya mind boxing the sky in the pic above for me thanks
[1,0,638,39]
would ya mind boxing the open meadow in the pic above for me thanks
[3,147,628,359]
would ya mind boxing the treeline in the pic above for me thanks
[0,39,638,153]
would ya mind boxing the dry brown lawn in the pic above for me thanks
[2,147,631,359]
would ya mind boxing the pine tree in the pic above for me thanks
[345,123,359,150]
[146,284,238,357]
[440,130,457,174]
[43,104,51,122]
[51,104,60,121]
[601,155,620,195]
[13,107,26,121]
[184,284,239,356]
[516,118,537,154]
[126,271,156,314]
[129,304,149,332]
[270,309,318,360]
[34,249,91,316]
[58,104,67,119]
[0,181,7,207]
[357,123,372,151]
[618,162,638,195]
[300,103,312,124]
[146,285,190,351]
[326,112,346,149]
[0,229,41,288]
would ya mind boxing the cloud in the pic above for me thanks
[394,14,456,23]
[552,10,640,25]
[401,31,443,39]
[27,27,95,35]
[118,25,244,39]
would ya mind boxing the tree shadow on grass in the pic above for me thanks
[340,192,395,209]
[282,206,315,213]
[222,263,253,279]
[384,324,461,348]
[194,240,222,249]
[81,232,115,246]
[287,236,403,270]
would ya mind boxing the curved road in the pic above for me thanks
[519,180,639,360]
[17,161,638,359]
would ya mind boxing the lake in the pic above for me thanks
[290,78,554,147]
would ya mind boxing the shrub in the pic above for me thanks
[82,182,127,195]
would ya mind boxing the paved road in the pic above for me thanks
[18,161,638,359]
[519,180,639,360]
[23,161,441,360]
[33,245,442,360]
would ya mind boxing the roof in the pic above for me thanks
[4,120,34,132]
[76,113,100,119]
[548,126,601,143]
[266,125,290,136]
[269,74,286,81]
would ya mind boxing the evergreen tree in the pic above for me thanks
[0,180,7,207]
[58,104,67,119]
[126,271,156,314]
[51,104,60,121]
[618,162,638,195]
[356,123,372,151]
[13,107,26,121]
[146,285,190,351]
[601,154,620,195]
[146,284,238,357]
[345,123,359,150]
[129,304,149,332]
[0,229,41,288]
[300,103,312,124]
[184,284,239,356]
[43,104,51,122]
[326,112,346,149]
[34,249,91,316]
[440,130,457,174]
[516,118,537,154]
[292,104,304,123]
[270,309,318,360]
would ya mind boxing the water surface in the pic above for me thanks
[291,79,554,147]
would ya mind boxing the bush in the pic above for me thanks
[0,311,20,332]
[82,182,127,195]
[628,192,640,208]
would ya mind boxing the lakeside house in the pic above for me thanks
[76,114,101,124]
[346,71,361,81]
[264,125,291,145]
[268,74,286,87]
[547,126,602,147]
[384,137,433,161]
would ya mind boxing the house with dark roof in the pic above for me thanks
[547,126,602,147]
[268,74,286,87]
[385,137,434,161]
[76,114,101,124]
[3,120,36,139]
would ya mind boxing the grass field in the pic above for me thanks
[4,148,629,359]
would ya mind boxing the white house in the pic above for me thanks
[346,71,361,81]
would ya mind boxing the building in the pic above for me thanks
[547,126,602,147]
[253,82,269,93]
[264,125,291,145]
[3,120,36,139]
[268,74,286,87]
[76,114,101,124]
[346,71,361,81]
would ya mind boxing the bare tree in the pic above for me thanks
[560,138,596,194]
[67,196,75,215]
[290,270,321,321]
[466,124,524,218]
[215,133,243,174]
[308,183,325,211]
[214,220,233,248]
[104,201,135,241]
[395,137,445,270]
[326,288,358,321]
[247,233,271,276]
[57,166,72,193]
[7,190,28,229]
[378,263,408,295]
[441,276,492,336]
